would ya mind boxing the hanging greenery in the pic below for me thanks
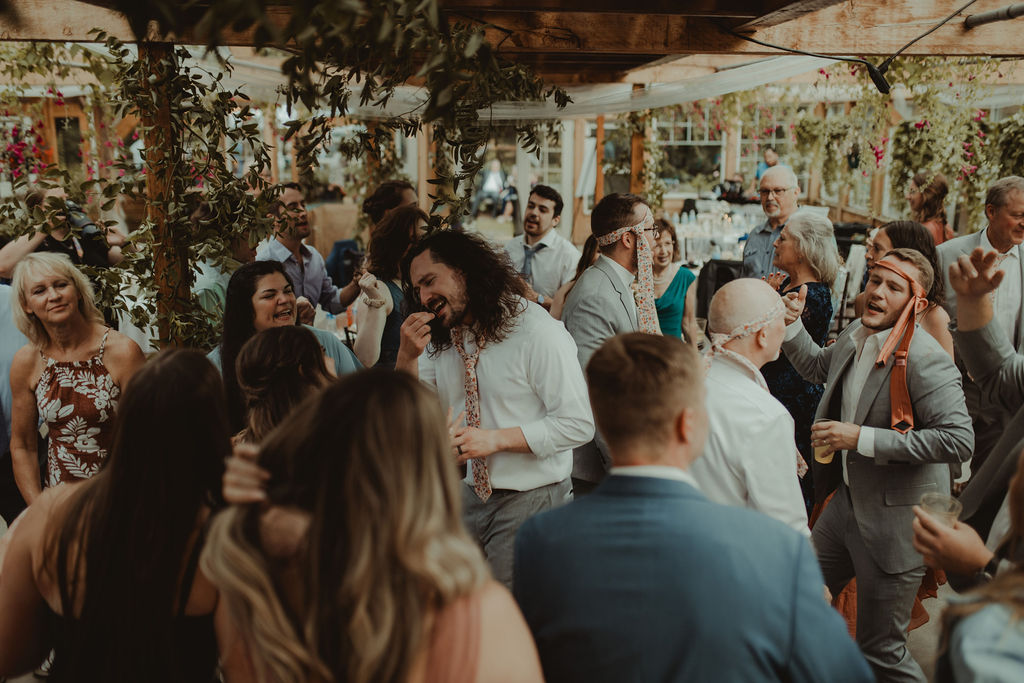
[107,0,569,220]
[0,37,275,349]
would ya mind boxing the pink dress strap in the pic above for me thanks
[423,590,482,683]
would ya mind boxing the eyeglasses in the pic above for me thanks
[759,187,794,198]
[644,227,662,239]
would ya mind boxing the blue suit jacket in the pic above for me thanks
[513,474,872,683]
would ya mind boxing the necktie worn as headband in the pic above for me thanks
[870,259,928,434]
[594,210,661,335]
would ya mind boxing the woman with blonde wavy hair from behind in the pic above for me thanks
[202,369,543,683]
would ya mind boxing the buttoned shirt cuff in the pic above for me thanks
[856,427,876,458]
[784,319,804,341]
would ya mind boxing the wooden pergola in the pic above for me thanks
[2,0,1023,344]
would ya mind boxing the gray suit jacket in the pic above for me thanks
[783,320,974,574]
[562,256,638,369]
[954,319,1024,534]
[562,256,639,482]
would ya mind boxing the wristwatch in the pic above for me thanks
[537,294,545,305]
[975,554,1001,584]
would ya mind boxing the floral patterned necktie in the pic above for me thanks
[453,331,491,501]
[594,209,661,334]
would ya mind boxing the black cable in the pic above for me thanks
[724,31,892,93]
[725,0,982,94]
[878,0,981,72]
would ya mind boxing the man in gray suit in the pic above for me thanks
[562,193,660,492]
[938,175,1024,530]
[782,248,973,683]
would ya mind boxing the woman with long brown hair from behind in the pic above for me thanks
[203,370,543,683]
[0,349,229,681]
[234,325,333,445]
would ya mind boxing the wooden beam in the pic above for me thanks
[464,1,1024,57]
[443,0,764,17]
[736,0,845,28]
[0,0,287,45]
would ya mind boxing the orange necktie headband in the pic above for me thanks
[870,259,928,434]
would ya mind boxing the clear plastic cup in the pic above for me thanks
[920,492,962,528]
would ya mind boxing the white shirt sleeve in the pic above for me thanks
[741,412,811,538]
[518,323,595,458]
[417,350,438,390]
[784,318,805,341]
[856,426,876,458]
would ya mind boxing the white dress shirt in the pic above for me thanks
[419,299,595,491]
[689,355,810,538]
[609,465,699,488]
[505,230,581,299]
[783,320,890,485]
[980,228,1022,347]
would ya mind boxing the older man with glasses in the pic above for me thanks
[743,165,801,279]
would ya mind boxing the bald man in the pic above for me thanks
[743,165,801,279]
[689,279,810,537]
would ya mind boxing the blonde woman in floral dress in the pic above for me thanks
[8,252,144,505]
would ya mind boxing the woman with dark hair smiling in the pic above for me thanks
[354,204,429,368]
[0,349,228,682]
[210,260,360,432]
[652,218,697,341]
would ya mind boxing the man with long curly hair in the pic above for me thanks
[397,230,594,588]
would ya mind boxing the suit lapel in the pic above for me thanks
[596,257,638,329]
[823,340,856,418]
[855,359,894,425]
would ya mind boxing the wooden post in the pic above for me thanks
[263,108,279,184]
[138,41,189,346]
[416,125,430,210]
[629,84,645,194]
[594,115,605,203]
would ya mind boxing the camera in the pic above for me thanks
[63,200,100,237]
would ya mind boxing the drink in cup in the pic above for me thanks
[920,492,962,527]
[813,418,834,464]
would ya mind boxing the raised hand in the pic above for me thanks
[396,311,435,374]
[223,442,270,504]
[764,271,788,291]
[295,296,315,325]
[782,284,807,325]
[949,247,1005,299]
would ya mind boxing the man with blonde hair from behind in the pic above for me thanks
[689,278,809,537]
[513,333,870,683]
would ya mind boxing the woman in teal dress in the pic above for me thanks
[652,218,697,342]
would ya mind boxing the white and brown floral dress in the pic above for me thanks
[35,328,119,486]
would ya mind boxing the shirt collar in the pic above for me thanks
[609,465,699,489]
[267,237,309,262]
[524,229,558,249]
[980,228,1021,259]
[851,322,895,357]
[599,254,636,287]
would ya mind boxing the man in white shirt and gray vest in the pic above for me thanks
[397,230,594,588]
[504,184,580,309]
[689,278,810,538]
